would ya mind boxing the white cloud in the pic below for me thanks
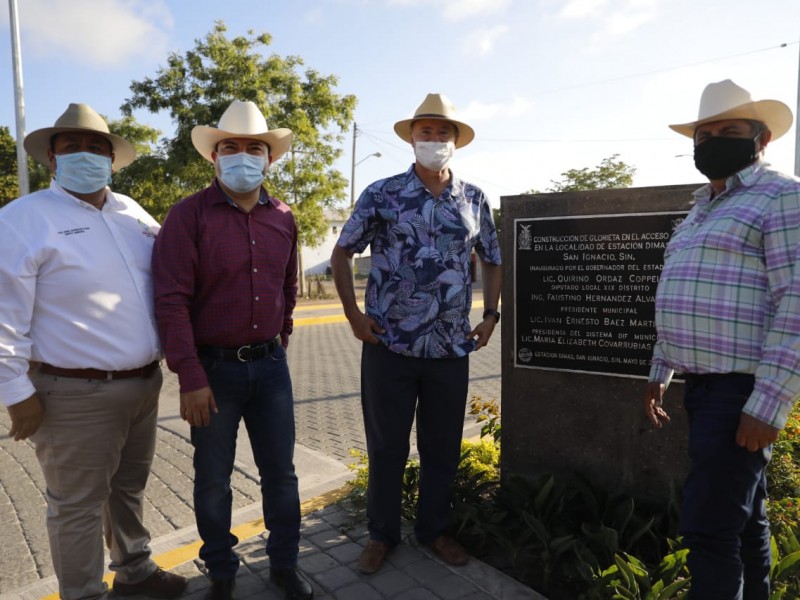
[557,0,659,39]
[461,25,509,56]
[559,0,608,19]
[441,0,511,20]
[459,96,533,121]
[386,0,510,21]
[17,0,173,68]
[304,8,324,23]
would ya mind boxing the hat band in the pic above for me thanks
[414,113,452,119]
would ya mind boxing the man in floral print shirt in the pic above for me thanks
[331,93,502,575]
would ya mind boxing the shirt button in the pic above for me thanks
[253,324,258,329]
[253,268,258,273]
[255,296,260,301]
[252,240,256,245]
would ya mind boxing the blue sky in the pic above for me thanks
[1,0,799,207]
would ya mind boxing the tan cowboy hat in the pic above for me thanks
[394,93,475,148]
[23,103,136,168]
[191,100,293,162]
[669,79,793,140]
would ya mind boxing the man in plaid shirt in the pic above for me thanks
[644,80,800,600]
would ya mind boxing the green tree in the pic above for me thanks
[527,154,636,194]
[0,126,51,208]
[121,21,356,244]
[106,116,187,223]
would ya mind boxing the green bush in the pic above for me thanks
[342,399,800,598]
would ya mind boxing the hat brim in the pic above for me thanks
[394,116,475,149]
[191,126,294,163]
[23,126,137,169]
[669,99,794,140]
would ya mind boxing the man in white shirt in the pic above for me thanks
[0,104,187,600]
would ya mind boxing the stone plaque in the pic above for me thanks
[514,212,687,378]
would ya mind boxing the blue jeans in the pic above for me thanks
[680,374,772,600]
[361,342,469,546]
[192,345,300,578]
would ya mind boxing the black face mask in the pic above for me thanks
[693,135,759,180]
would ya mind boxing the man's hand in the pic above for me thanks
[470,318,497,350]
[7,394,44,441]
[736,413,780,452]
[346,310,385,345]
[643,381,670,428]
[180,387,217,428]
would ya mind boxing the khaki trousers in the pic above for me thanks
[31,369,163,600]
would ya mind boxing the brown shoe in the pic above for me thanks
[425,535,469,566]
[113,568,188,598]
[358,539,391,574]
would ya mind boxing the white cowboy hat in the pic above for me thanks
[191,100,293,162]
[394,93,475,148]
[669,79,793,140]
[24,103,137,168]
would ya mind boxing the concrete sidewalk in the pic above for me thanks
[0,294,542,600]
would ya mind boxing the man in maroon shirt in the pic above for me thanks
[152,101,313,600]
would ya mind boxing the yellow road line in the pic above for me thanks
[294,300,486,327]
[38,485,353,600]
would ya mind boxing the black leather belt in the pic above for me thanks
[197,336,281,363]
[39,360,160,380]
[683,372,754,387]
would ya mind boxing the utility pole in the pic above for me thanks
[350,122,358,207]
[795,39,800,177]
[9,0,29,196]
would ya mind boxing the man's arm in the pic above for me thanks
[330,244,383,343]
[0,220,44,440]
[470,261,501,349]
[742,187,800,440]
[151,203,217,425]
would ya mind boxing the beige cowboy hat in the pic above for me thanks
[669,79,793,140]
[192,100,293,163]
[394,93,475,148]
[24,103,137,168]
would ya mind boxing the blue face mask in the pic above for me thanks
[54,152,113,194]
[217,152,267,193]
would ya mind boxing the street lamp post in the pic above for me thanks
[9,0,29,196]
[348,122,381,282]
[349,122,381,208]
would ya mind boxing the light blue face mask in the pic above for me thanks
[54,152,113,194]
[218,152,267,193]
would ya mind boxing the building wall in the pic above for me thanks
[301,215,371,276]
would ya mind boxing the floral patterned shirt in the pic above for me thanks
[337,164,501,358]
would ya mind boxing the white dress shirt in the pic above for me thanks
[0,181,161,406]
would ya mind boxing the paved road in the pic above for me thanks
[0,292,525,599]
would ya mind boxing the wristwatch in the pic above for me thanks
[483,308,501,323]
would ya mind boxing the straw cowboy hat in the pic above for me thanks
[191,100,293,163]
[394,93,475,148]
[24,103,137,168]
[669,79,793,140]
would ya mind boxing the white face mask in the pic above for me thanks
[413,141,455,171]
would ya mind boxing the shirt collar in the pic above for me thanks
[50,179,114,211]
[211,178,277,208]
[692,159,768,204]
[403,164,465,201]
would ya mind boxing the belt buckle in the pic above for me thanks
[236,345,252,362]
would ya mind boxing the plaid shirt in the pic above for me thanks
[650,161,800,429]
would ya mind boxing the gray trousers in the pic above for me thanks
[31,369,162,600]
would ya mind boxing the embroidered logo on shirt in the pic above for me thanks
[57,227,90,236]
[137,219,158,239]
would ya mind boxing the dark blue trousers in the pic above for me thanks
[191,345,301,578]
[680,373,772,600]
[361,342,469,546]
